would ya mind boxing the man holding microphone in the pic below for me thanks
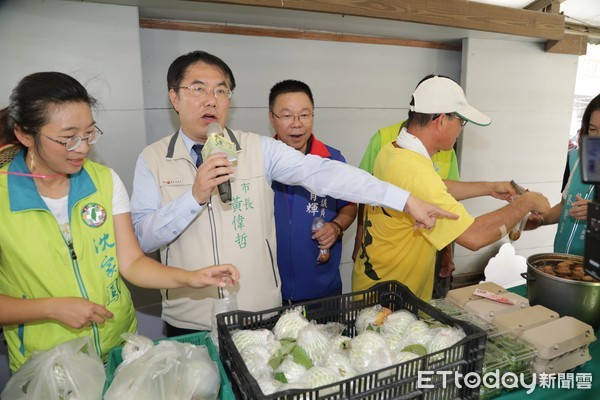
[130,51,458,336]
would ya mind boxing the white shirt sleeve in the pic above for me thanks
[111,168,131,215]
[129,133,411,253]
[261,135,410,210]
[129,152,205,253]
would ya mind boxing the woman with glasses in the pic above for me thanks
[526,93,600,256]
[0,71,239,373]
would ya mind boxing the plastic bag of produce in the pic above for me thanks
[273,307,309,340]
[239,343,274,381]
[104,340,220,400]
[349,331,393,374]
[355,305,392,333]
[381,310,417,335]
[296,322,331,365]
[1,336,105,400]
[119,333,154,366]
[232,328,277,353]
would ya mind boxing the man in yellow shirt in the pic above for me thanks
[352,120,459,297]
[352,76,551,300]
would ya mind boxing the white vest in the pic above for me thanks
[142,129,282,330]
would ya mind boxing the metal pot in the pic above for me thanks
[523,253,600,329]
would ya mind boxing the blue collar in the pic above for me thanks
[8,149,97,212]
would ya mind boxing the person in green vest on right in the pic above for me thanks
[526,93,600,256]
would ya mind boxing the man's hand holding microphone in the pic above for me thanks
[192,122,237,205]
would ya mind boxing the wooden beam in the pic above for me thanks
[139,18,461,51]
[566,22,600,43]
[525,0,563,13]
[545,31,588,55]
[194,0,565,41]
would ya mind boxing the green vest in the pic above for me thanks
[0,152,136,372]
[554,150,594,256]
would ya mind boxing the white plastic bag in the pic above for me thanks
[119,332,154,366]
[210,289,238,351]
[104,340,220,400]
[1,336,105,400]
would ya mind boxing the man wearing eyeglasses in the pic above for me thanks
[269,79,357,304]
[352,75,463,300]
[353,75,552,301]
[130,51,458,336]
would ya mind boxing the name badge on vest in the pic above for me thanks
[81,203,107,227]
[161,178,183,185]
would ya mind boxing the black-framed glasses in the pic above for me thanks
[42,126,103,151]
[447,113,468,127]
[433,113,468,127]
[271,111,314,123]
[174,85,233,100]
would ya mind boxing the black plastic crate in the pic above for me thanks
[217,280,487,399]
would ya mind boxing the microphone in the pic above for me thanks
[202,122,237,203]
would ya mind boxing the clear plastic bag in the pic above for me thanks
[104,340,220,400]
[210,289,238,351]
[1,336,105,400]
[119,332,154,367]
[311,217,330,264]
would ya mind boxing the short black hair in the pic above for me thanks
[167,50,236,91]
[269,79,314,111]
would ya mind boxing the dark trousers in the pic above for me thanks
[433,250,452,299]
[165,322,201,338]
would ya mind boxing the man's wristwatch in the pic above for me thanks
[330,220,344,239]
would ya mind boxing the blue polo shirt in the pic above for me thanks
[272,135,350,301]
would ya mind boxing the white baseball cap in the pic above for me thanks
[410,76,492,126]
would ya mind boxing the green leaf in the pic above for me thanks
[268,340,296,370]
[291,345,313,369]
[274,372,288,383]
[366,324,381,333]
[402,344,427,357]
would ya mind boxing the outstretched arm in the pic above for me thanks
[115,213,240,289]
[456,191,551,250]
[444,180,516,202]
[265,137,455,228]
[526,197,564,230]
